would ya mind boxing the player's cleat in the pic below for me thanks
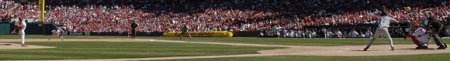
[415,46,428,49]
[403,36,407,39]
[363,48,369,51]
[444,43,447,48]
[21,44,27,47]
[390,47,395,51]
[437,45,447,49]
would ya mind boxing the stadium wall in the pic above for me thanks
[22,23,53,35]
[0,22,10,35]
[163,31,233,37]
[20,23,165,36]
[233,31,259,37]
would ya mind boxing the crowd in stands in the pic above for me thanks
[1,0,450,35]
[259,28,373,38]
[0,1,14,22]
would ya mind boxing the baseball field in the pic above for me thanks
[0,35,449,61]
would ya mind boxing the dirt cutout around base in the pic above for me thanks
[0,43,55,50]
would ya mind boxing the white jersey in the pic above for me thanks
[21,20,26,30]
[52,27,63,34]
[336,31,342,37]
[52,29,61,33]
[378,16,394,28]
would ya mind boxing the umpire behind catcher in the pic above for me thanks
[131,21,138,39]
[425,17,447,49]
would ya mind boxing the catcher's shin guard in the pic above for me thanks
[408,34,422,47]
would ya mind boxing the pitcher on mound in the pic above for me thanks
[17,18,27,47]
[363,11,398,51]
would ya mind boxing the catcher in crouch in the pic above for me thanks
[406,23,430,49]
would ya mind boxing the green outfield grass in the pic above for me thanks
[148,37,450,61]
[1,35,450,61]
[0,42,277,60]
[163,54,450,61]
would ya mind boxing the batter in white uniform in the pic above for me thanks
[364,12,398,51]
[48,24,65,41]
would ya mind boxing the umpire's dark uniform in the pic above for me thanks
[426,17,447,49]
[403,20,411,36]
[131,22,138,39]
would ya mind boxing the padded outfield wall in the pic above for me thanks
[0,23,9,35]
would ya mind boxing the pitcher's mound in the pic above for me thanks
[0,43,55,49]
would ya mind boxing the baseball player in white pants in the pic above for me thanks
[18,19,27,47]
[364,12,398,51]
[48,24,64,41]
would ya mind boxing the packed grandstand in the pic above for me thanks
[1,0,450,38]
